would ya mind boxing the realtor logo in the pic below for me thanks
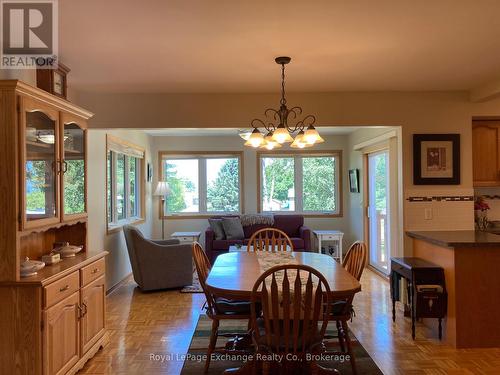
[1,0,58,68]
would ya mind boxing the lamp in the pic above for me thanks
[154,181,171,239]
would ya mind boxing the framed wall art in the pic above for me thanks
[413,134,460,185]
[349,169,360,193]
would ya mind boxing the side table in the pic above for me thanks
[313,230,344,263]
[171,231,201,244]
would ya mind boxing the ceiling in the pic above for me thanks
[60,0,500,93]
[144,126,383,137]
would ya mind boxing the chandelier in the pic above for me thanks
[240,56,324,150]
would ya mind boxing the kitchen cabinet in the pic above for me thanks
[472,121,500,186]
[43,292,80,375]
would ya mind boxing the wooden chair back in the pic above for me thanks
[192,242,217,316]
[342,241,368,281]
[250,264,332,356]
[247,228,294,252]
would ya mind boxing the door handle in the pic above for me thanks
[82,301,88,316]
[77,303,84,319]
[62,160,68,173]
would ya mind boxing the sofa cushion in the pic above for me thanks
[208,218,225,240]
[290,237,305,250]
[221,217,245,240]
[243,223,269,238]
[274,215,304,237]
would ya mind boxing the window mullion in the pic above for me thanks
[124,156,130,219]
[295,156,303,212]
[112,152,117,223]
[199,158,207,213]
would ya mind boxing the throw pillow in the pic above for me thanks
[208,219,226,240]
[221,217,245,240]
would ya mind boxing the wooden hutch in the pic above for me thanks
[0,80,108,374]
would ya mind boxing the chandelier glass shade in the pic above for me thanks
[241,56,324,150]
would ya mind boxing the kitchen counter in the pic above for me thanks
[406,230,500,248]
[407,230,500,348]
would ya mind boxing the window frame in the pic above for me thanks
[106,135,146,234]
[257,150,343,217]
[158,151,244,219]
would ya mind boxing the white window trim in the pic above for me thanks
[258,151,343,217]
[106,135,145,233]
[159,152,244,217]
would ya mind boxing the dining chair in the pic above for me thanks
[324,241,367,375]
[247,228,294,252]
[342,241,368,281]
[250,264,339,374]
[192,242,252,373]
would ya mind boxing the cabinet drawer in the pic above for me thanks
[321,234,341,241]
[176,236,194,242]
[81,258,105,287]
[44,271,80,308]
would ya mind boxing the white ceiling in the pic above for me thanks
[60,0,500,93]
[144,126,381,137]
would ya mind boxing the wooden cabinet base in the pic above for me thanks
[0,252,107,375]
[413,238,500,348]
[67,332,109,375]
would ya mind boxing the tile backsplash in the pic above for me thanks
[405,189,474,231]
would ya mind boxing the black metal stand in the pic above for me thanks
[391,257,447,340]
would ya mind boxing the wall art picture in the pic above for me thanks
[413,134,460,185]
[349,169,360,193]
[147,162,153,182]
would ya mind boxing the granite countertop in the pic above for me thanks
[406,230,500,248]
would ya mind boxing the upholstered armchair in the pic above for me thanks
[123,225,192,291]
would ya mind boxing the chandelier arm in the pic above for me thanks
[290,120,305,133]
[301,114,316,126]
[264,108,280,121]
[251,118,267,130]
[267,122,277,130]
[286,106,303,122]
[288,106,303,116]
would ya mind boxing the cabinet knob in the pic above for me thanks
[59,285,69,292]
[91,268,99,274]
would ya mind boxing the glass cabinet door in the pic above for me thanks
[61,114,87,219]
[23,101,60,227]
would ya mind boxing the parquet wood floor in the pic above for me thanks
[79,269,500,374]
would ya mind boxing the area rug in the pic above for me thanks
[180,268,203,293]
[181,315,382,374]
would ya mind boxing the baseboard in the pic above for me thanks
[366,264,390,281]
[106,273,133,296]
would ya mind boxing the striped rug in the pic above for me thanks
[181,314,382,374]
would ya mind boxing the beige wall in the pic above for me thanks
[151,134,352,249]
[75,90,500,285]
[87,129,153,289]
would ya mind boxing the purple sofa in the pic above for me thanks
[205,215,311,262]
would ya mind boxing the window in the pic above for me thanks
[259,151,342,215]
[159,152,243,216]
[106,135,145,232]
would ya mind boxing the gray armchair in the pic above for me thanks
[123,225,193,291]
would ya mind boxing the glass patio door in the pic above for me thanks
[367,150,391,274]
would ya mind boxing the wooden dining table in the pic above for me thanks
[206,251,362,300]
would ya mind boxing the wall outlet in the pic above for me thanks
[424,208,433,220]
